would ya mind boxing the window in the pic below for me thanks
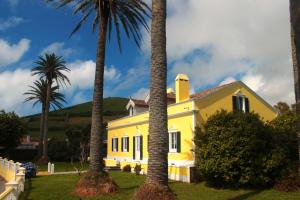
[169,131,181,153]
[232,95,249,113]
[129,106,134,116]
[112,138,118,152]
[122,137,129,152]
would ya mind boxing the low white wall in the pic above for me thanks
[0,157,25,200]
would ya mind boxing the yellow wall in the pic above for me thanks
[176,74,190,103]
[106,81,277,182]
[107,100,195,162]
[195,82,277,126]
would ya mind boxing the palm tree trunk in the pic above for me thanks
[290,0,300,173]
[42,83,51,162]
[38,105,45,158]
[89,16,107,173]
[147,0,169,185]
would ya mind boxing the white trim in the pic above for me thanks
[112,137,118,152]
[192,101,196,163]
[108,99,196,124]
[105,156,194,167]
[121,136,129,152]
[169,131,179,153]
[108,110,198,130]
[168,173,190,183]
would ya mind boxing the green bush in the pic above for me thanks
[122,164,131,172]
[0,110,26,156]
[48,138,69,161]
[195,110,296,187]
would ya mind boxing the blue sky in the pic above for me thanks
[0,0,295,116]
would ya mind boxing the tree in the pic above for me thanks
[0,111,26,157]
[31,53,70,163]
[48,0,150,196]
[65,124,90,164]
[49,0,150,174]
[195,110,296,187]
[289,0,300,173]
[274,102,292,115]
[135,0,175,199]
[24,78,66,159]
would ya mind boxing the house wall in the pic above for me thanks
[194,82,277,125]
[106,81,277,182]
[106,100,195,182]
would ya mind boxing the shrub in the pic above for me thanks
[122,164,131,172]
[0,110,26,156]
[274,173,300,192]
[195,110,295,187]
[48,138,69,161]
[134,164,142,175]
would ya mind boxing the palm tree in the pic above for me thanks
[135,0,174,199]
[31,53,70,162]
[289,0,300,173]
[49,0,150,174]
[24,78,66,158]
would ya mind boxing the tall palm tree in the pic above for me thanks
[135,0,174,199]
[31,53,70,162]
[49,0,150,173]
[24,78,66,158]
[147,0,168,185]
[289,0,300,173]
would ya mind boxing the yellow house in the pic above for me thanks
[105,74,277,182]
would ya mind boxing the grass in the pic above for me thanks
[37,162,89,173]
[20,171,300,200]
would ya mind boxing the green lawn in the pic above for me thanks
[37,162,89,172]
[20,171,300,200]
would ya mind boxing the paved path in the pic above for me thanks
[37,170,87,176]
[0,176,6,194]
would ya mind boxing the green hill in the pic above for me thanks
[23,97,129,140]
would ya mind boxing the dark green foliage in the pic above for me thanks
[134,164,142,175]
[65,124,90,162]
[122,164,131,172]
[269,110,298,170]
[195,110,296,187]
[48,138,69,161]
[0,111,26,156]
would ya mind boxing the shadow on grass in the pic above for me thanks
[19,178,32,200]
[226,190,263,200]
[19,177,40,200]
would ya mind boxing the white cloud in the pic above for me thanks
[132,88,149,100]
[0,60,122,115]
[0,38,30,67]
[41,42,74,58]
[62,60,122,103]
[143,0,294,105]
[219,77,237,86]
[0,16,23,31]
[0,68,37,115]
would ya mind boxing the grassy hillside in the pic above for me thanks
[23,97,129,140]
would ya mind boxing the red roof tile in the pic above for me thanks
[132,99,149,107]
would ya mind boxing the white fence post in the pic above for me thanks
[51,163,55,174]
[48,162,51,173]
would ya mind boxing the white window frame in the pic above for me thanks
[122,136,129,152]
[235,94,246,112]
[112,137,118,152]
[169,131,178,153]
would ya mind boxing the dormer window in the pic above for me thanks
[232,93,249,113]
[129,106,134,116]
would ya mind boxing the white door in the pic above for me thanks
[135,136,141,161]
